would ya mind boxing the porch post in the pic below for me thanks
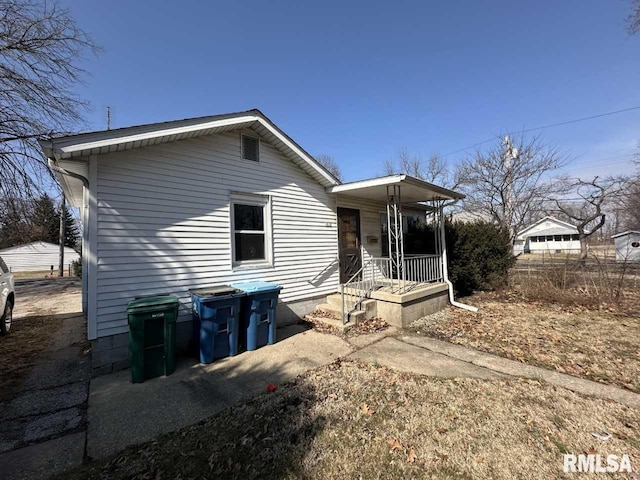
[438,205,448,283]
[386,185,404,292]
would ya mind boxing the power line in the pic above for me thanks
[441,105,640,158]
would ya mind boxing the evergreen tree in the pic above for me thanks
[62,206,79,248]
[0,200,29,249]
[30,194,59,244]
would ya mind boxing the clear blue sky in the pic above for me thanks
[64,0,640,182]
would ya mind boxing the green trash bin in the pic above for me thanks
[127,294,179,383]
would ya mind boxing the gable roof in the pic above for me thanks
[612,230,640,239]
[516,216,578,238]
[39,109,341,205]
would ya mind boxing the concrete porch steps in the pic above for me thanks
[304,313,352,333]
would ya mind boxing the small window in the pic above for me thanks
[572,234,579,241]
[231,195,271,266]
[562,235,571,241]
[554,235,562,241]
[241,134,260,162]
[546,235,553,242]
[530,237,537,243]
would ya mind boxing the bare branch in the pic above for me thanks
[0,0,99,200]
[315,154,342,182]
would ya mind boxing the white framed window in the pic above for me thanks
[230,193,272,268]
[241,134,260,162]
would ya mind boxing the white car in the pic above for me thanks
[0,256,15,335]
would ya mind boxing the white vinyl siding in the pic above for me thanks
[93,131,338,338]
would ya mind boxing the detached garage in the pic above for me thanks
[0,241,80,272]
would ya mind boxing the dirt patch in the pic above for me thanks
[60,360,639,479]
[0,279,82,402]
[409,291,640,393]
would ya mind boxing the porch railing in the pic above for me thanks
[340,254,444,324]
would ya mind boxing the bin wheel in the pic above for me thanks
[1,302,12,336]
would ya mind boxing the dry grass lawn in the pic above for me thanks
[61,360,638,479]
[410,291,640,394]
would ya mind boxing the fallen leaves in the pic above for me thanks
[361,403,375,416]
[387,438,417,463]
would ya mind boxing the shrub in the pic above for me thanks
[446,220,515,296]
[71,258,82,278]
[404,219,515,296]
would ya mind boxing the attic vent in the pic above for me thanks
[241,135,259,162]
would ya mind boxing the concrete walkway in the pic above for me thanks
[350,334,640,410]
[86,325,352,460]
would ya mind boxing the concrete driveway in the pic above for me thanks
[0,278,90,480]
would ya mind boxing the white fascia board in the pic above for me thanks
[254,118,339,187]
[612,230,640,239]
[55,115,258,155]
[327,175,405,193]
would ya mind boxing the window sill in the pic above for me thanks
[232,262,274,272]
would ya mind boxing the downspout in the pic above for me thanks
[47,157,89,189]
[438,206,478,313]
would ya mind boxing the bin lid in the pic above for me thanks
[229,280,282,293]
[189,286,243,298]
[127,294,179,311]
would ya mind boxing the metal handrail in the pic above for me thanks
[340,257,390,324]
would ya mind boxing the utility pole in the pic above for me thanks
[502,136,519,242]
[58,195,65,277]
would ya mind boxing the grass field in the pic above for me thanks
[60,360,639,480]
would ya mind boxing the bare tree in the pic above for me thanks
[553,176,628,260]
[0,0,98,201]
[457,134,567,243]
[315,154,342,182]
[384,147,454,186]
[628,0,640,34]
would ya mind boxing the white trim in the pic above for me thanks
[611,230,640,239]
[87,155,98,340]
[49,113,339,188]
[516,216,578,237]
[230,193,273,270]
[57,116,257,155]
[329,175,406,193]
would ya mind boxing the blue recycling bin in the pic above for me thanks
[189,286,245,364]
[230,281,282,351]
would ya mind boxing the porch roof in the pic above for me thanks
[327,174,464,204]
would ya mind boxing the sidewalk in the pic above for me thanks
[350,334,640,410]
[86,325,352,460]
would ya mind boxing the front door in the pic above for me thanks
[337,208,362,283]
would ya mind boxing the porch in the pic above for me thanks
[319,175,466,328]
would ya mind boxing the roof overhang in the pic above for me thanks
[327,174,464,205]
[39,109,340,207]
[612,230,640,239]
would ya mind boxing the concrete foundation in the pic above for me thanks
[89,295,325,377]
[372,283,449,328]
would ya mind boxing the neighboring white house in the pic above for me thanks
[612,231,640,263]
[40,109,463,375]
[513,216,581,255]
[0,241,80,273]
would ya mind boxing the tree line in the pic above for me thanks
[0,194,80,250]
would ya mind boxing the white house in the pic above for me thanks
[0,241,80,273]
[612,231,640,263]
[513,216,581,255]
[39,109,465,375]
